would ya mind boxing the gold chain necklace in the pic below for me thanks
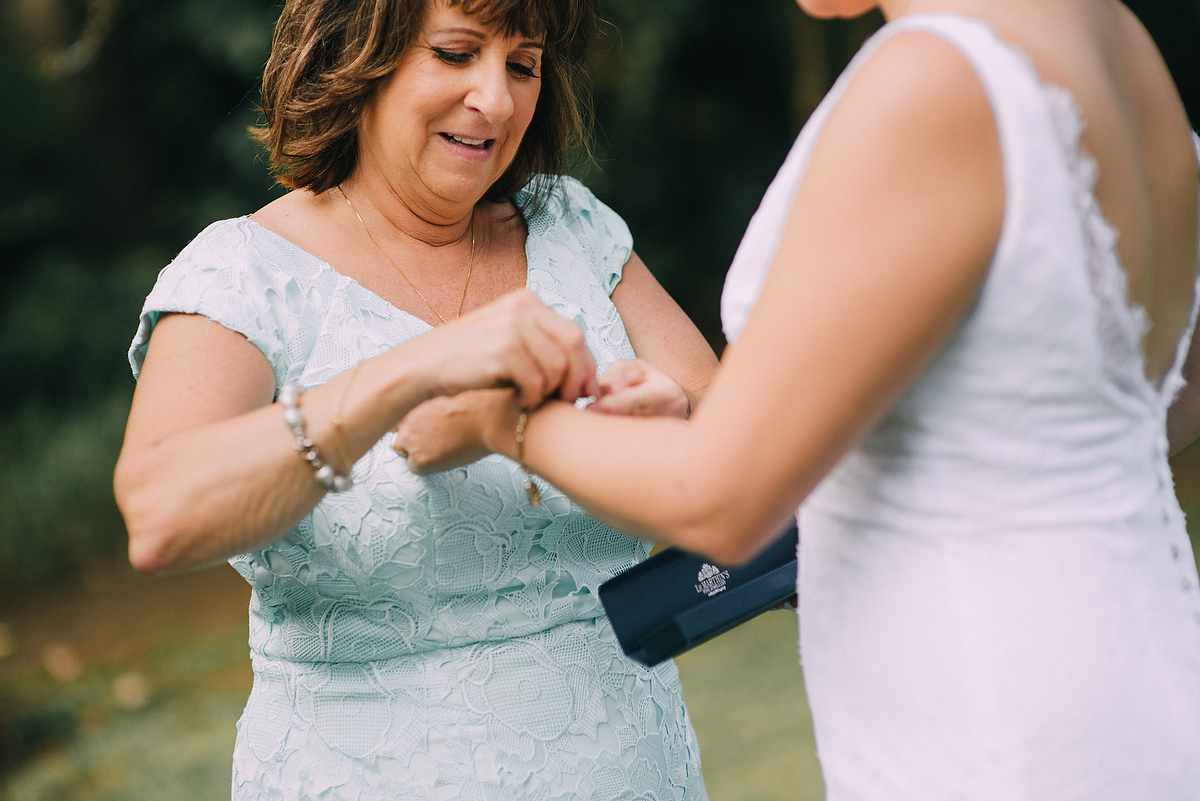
[337,185,475,323]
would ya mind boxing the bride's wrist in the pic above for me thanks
[481,395,523,460]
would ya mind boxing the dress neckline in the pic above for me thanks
[238,206,535,335]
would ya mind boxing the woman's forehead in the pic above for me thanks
[443,0,549,41]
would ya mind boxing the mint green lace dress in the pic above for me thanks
[128,178,708,800]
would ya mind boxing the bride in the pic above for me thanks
[396,0,1200,796]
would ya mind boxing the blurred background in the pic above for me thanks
[0,0,1197,798]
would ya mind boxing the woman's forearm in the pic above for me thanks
[116,292,601,573]
[610,252,720,406]
[116,403,328,573]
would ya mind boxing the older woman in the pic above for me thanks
[113,0,717,797]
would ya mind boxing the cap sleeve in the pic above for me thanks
[553,177,633,296]
[128,219,290,383]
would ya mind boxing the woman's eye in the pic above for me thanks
[432,49,471,65]
[508,61,538,78]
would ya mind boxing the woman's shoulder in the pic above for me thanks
[134,216,339,380]
[147,215,341,322]
[167,216,330,286]
[516,175,633,295]
[517,176,630,241]
[148,217,255,304]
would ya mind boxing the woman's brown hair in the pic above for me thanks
[252,0,596,208]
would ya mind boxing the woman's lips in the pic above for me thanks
[440,132,493,151]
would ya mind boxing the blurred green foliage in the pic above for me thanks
[0,0,1197,593]
[0,0,283,592]
[579,0,883,341]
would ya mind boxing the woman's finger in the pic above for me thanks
[441,290,595,406]
[507,350,550,409]
[529,309,596,402]
[509,291,597,401]
[509,302,596,404]
[588,369,689,418]
[449,290,549,405]
[589,387,659,415]
[597,360,648,395]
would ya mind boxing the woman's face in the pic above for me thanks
[359,0,544,218]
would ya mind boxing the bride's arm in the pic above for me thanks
[482,34,1004,565]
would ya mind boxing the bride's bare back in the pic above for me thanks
[923,0,1198,383]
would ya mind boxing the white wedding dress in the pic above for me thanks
[721,14,1200,800]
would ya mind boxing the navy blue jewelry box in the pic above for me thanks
[598,523,799,666]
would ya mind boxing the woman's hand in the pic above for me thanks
[588,359,692,419]
[445,359,693,472]
[414,290,600,407]
[393,389,516,474]
[392,292,602,475]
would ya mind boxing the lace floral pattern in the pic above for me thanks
[990,38,1200,414]
[1039,80,1156,402]
[130,177,707,800]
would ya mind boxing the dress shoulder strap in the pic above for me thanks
[721,13,1052,344]
[873,13,1082,273]
[821,13,1053,144]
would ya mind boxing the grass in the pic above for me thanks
[0,561,252,801]
[676,611,824,800]
[0,561,820,800]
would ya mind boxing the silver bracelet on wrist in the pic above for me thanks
[279,382,353,493]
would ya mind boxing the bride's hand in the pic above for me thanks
[394,389,518,475]
[588,359,692,419]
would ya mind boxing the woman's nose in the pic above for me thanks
[465,57,515,122]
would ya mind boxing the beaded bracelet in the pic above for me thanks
[279,382,353,493]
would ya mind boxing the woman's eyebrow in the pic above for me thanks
[433,27,545,49]
[434,26,487,39]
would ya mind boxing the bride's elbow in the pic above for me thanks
[665,479,798,567]
[669,509,772,569]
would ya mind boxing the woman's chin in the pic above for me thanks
[423,163,511,207]
[417,172,500,214]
